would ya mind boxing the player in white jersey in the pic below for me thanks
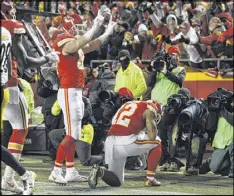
[1,26,36,195]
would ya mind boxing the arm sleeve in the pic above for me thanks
[62,24,100,55]
[165,68,186,87]
[189,31,199,45]
[170,32,183,45]
[82,32,111,55]
[51,100,61,116]
[133,69,147,98]
[199,34,218,45]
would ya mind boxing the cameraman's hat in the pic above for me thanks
[168,46,181,56]
[177,88,191,99]
[117,87,134,99]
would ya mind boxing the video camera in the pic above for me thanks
[151,48,177,72]
[178,99,208,133]
[167,94,189,114]
[207,88,233,112]
[99,90,132,108]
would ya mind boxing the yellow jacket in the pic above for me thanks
[18,78,34,119]
[114,61,147,98]
[51,100,61,116]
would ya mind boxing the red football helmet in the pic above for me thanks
[146,100,162,114]
[61,15,78,36]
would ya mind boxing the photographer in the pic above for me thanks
[89,62,116,107]
[178,98,209,175]
[200,88,233,178]
[149,47,186,169]
[160,88,191,172]
[150,46,186,106]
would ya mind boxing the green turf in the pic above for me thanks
[1,155,233,195]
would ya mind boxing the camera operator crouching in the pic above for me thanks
[200,88,233,178]
[161,88,209,175]
[148,46,186,169]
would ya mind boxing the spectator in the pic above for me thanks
[169,21,204,69]
[114,49,147,99]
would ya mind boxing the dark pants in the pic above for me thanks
[1,145,26,176]
[48,129,103,166]
[1,120,13,148]
[209,142,233,176]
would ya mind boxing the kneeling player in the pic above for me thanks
[88,99,162,188]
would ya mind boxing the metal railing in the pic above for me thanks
[90,58,233,69]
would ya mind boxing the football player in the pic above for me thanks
[1,1,59,192]
[88,92,162,188]
[1,26,35,195]
[49,9,117,184]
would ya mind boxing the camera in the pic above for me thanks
[99,90,133,107]
[167,94,189,114]
[99,90,118,105]
[179,99,208,133]
[207,88,233,112]
[151,48,177,72]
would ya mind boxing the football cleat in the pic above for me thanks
[88,164,100,189]
[22,171,36,195]
[49,169,68,185]
[144,178,161,186]
[1,176,24,193]
[65,169,88,182]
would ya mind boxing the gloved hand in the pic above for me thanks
[179,35,190,44]
[45,51,60,64]
[93,10,105,29]
[105,16,117,35]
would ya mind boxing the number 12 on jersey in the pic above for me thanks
[112,102,138,127]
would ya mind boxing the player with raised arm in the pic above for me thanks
[88,88,162,188]
[49,8,117,184]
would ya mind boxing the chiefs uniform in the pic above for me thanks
[53,33,84,140]
[1,27,11,129]
[105,100,161,185]
[1,20,29,164]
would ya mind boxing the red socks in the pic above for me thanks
[8,129,28,155]
[147,144,162,178]
[65,142,76,168]
[55,135,75,168]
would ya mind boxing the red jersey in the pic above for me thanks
[53,33,85,89]
[108,101,158,136]
[2,20,26,87]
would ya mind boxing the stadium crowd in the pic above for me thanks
[1,0,233,195]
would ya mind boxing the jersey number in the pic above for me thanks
[1,43,11,73]
[112,102,138,127]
